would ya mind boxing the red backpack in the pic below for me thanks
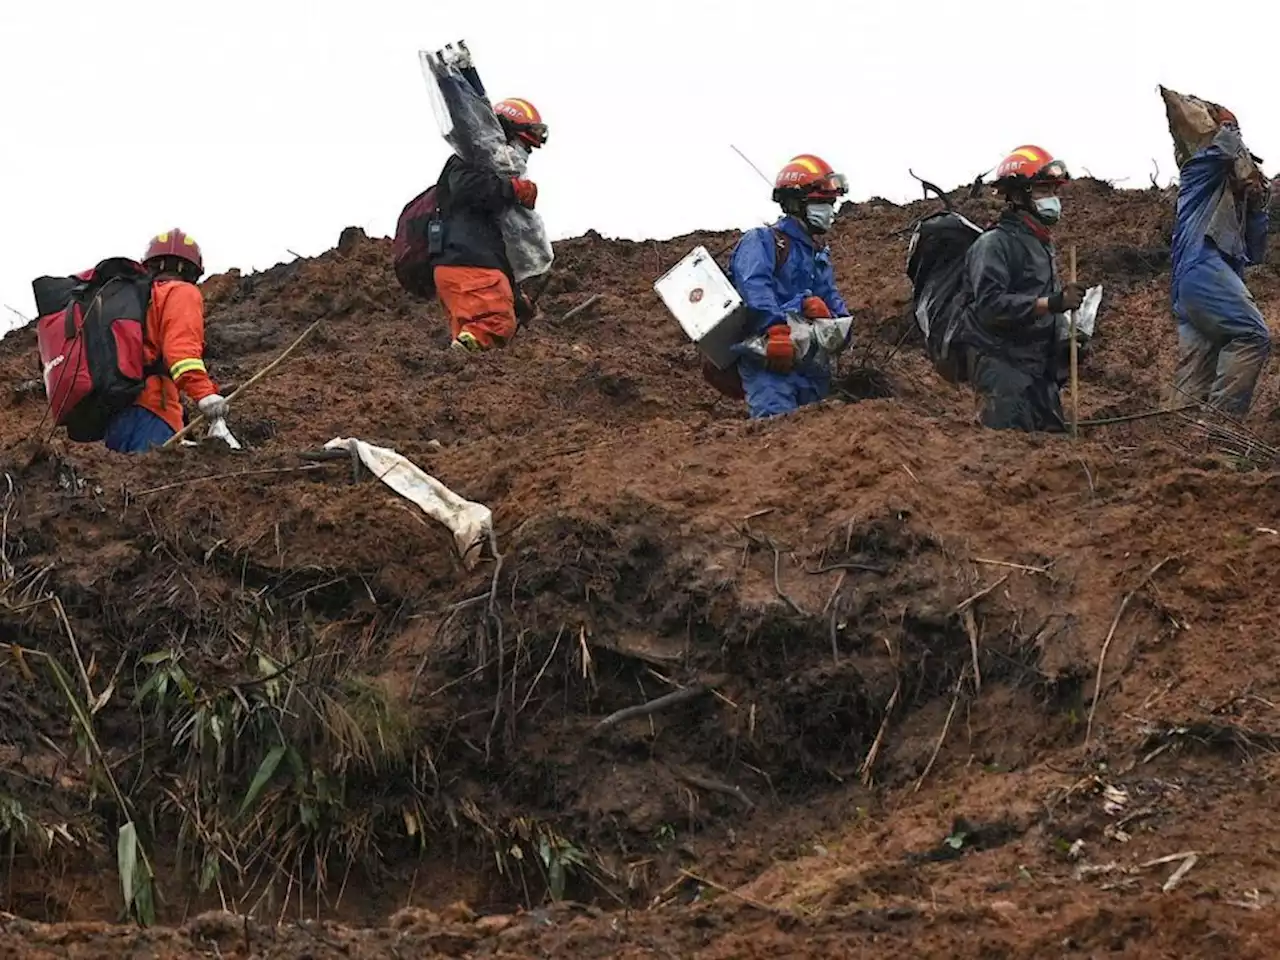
[34,258,157,442]
[392,185,440,299]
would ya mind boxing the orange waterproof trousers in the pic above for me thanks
[432,265,517,349]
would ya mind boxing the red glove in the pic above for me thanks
[801,296,832,320]
[511,178,538,209]
[765,325,794,374]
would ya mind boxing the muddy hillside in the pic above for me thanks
[0,179,1279,958]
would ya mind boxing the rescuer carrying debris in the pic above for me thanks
[952,146,1086,432]
[105,230,227,453]
[431,98,547,354]
[1169,106,1271,417]
[727,154,855,419]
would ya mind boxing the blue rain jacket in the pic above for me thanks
[729,218,850,418]
[1171,125,1268,282]
[730,217,849,336]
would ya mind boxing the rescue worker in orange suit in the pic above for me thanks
[432,98,547,353]
[102,230,227,453]
[728,154,852,418]
[955,146,1085,432]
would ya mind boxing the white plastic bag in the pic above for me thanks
[1056,284,1103,342]
[179,417,242,450]
[418,43,554,285]
[733,315,854,371]
[324,437,493,568]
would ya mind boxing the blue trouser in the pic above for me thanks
[1172,254,1271,417]
[103,406,176,453]
[738,362,828,419]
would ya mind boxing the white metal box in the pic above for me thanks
[653,246,745,369]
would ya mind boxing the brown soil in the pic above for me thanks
[0,179,1278,957]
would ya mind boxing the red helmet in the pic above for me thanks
[494,98,548,149]
[143,229,204,273]
[771,154,849,203]
[994,146,1070,188]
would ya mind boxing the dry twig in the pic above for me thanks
[914,666,969,792]
[860,662,900,786]
[675,771,755,811]
[518,625,565,715]
[593,685,708,735]
[822,569,847,617]
[768,539,805,615]
[164,318,324,447]
[972,558,1052,575]
[964,608,982,693]
[561,294,601,322]
[678,869,795,916]
[484,530,506,759]
[133,465,323,497]
[1085,556,1176,748]
[806,562,888,575]
[741,526,806,615]
[953,575,1010,614]
[1161,853,1198,892]
[1079,405,1196,427]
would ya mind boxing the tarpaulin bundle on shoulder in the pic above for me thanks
[418,42,554,286]
[1160,85,1263,183]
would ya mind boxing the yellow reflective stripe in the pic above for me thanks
[169,358,207,379]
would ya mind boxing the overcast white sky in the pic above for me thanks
[2,1,1277,335]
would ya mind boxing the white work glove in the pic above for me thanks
[198,394,229,420]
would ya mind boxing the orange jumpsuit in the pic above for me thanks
[433,265,518,348]
[137,279,218,432]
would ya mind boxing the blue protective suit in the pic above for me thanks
[1170,125,1271,416]
[729,216,850,419]
[104,405,177,454]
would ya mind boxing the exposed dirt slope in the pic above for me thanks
[0,179,1277,957]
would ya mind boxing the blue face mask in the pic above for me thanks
[1033,196,1062,224]
[805,202,836,233]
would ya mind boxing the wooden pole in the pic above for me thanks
[162,318,324,448]
[1068,245,1079,439]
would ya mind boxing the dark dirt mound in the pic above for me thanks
[0,179,1278,957]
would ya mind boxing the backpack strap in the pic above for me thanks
[139,278,165,380]
[770,229,791,276]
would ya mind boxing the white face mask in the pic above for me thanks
[805,202,836,233]
[1033,196,1062,224]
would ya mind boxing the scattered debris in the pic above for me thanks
[1101,783,1129,816]
[1161,852,1198,892]
[1140,850,1200,869]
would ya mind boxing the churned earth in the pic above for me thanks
[0,178,1277,957]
